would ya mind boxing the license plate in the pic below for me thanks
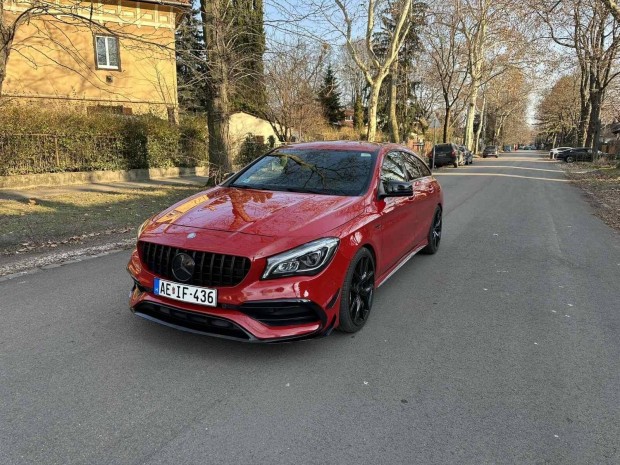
[153,278,217,307]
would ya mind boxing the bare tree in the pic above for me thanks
[327,0,416,141]
[601,0,620,21]
[485,68,530,145]
[458,0,533,151]
[536,74,581,147]
[539,0,620,149]
[259,40,327,142]
[424,4,469,143]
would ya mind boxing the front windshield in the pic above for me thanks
[230,149,377,196]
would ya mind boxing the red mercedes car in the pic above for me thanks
[127,141,443,342]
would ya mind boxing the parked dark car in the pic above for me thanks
[557,147,601,163]
[483,146,499,158]
[549,147,572,159]
[458,145,474,165]
[427,143,461,168]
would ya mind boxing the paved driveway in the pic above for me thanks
[1,151,618,464]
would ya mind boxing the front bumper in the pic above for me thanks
[127,248,343,342]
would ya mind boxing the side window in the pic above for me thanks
[414,155,432,177]
[95,35,120,70]
[381,152,407,182]
[401,151,422,180]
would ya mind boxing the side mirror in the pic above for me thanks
[380,180,414,198]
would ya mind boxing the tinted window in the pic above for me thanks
[434,144,453,153]
[231,149,377,196]
[381,152,407,182]
[415,156,432,177]
[402,152,429,180]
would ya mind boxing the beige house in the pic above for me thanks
[2,0,188,118]
[229,111,281,159]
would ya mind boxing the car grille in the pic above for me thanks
[139,241,251,287]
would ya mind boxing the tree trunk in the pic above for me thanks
[0,23,13,99]
[578,72,590,146]
[388,61,400,143]
[464,82,479,151]
[474,96,486,154]
[442,106,451,143]
[367,76,386,142]
[586,88,602,150]
[201,0,232,174]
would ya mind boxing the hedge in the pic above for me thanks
[0,108,208,176]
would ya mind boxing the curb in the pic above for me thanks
[0,239,135,281]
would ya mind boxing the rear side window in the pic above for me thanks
[401,152,430,180]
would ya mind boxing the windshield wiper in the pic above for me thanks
[230,184,272,191]
[283,187,328,194]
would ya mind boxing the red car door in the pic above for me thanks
[375,151,419,274]
[401,151,437,247]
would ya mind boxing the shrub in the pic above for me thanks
[234,134,271,167]
[0,108,208,175]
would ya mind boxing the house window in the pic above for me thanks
[95,36,120,70]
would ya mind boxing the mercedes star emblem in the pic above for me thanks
[171,253,195,282]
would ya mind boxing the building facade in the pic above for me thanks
[2,0,188,118]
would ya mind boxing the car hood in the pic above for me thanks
[149,186,365,238]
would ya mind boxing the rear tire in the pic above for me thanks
[338,248,375,333]
[421,208,442,255]
[566,155,575,163]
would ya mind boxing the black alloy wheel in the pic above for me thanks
[422,207,442,255]
[338,248,375,333]
[566,155,575,163]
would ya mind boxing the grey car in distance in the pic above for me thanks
[483,146,499,158]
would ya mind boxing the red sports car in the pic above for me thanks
[127,141,443,342]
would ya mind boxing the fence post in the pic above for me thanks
[54,135,60,168]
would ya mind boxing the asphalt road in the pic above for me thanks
[1,151,619,465]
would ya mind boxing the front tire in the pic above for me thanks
[422,208,442,255]
[338,248,375,333]
[566,155,575,163]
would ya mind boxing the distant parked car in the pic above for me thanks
[458,145,474,165]
[483,145,499,158]
[557,147,603,163]
[549,147,572,159]
[427,143,461,168]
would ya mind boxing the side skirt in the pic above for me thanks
[376,243,427,288]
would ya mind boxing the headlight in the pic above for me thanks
[137,217,152,239]
[262,238,339,279]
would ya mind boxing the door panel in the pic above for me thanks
[376,152,415,274]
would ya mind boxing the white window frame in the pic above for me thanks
[95,35,120,71]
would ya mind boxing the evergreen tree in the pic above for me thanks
[175,10,207,112]
[230,0,267,113]
[318,64,345,125]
